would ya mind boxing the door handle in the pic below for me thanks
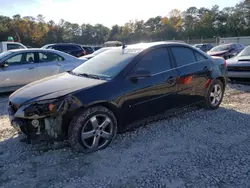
[166,76,176,84]
[28,67,35,70]
[57,63,62,66]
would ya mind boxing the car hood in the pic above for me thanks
[226,56,250,66]
[9,72,107,106]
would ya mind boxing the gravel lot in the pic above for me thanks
[1,83,250,188]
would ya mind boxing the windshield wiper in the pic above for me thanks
[68,70,80,76]
[78,73,103,80]
[68,71,106,80]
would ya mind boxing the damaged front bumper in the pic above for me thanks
[8,95,76,142]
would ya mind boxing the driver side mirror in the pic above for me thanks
[130,69,151,80]
[1,63,8,68]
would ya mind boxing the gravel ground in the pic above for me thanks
[1,83,250,188]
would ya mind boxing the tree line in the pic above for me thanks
[0,0,249,47]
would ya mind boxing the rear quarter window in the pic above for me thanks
[171,47,196,67]
[194,51,208,61]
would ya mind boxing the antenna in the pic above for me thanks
[122,41,126,54]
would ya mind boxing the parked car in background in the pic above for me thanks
[79,47,116,60]
[103,41,123,47]
[226,45,250,81]
[81,45,94,55]
[41,43,88,57]
[0,49,87,93]
[193,43,213,52]
[8,42,227,153]
[207,43,244,59]
[92,46,102,51]
[0,42,27,53]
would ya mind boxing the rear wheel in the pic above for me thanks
[203,79,224,110]
[68,106,117,153]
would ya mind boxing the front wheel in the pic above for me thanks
[68,106,117,153]
[203,79,224,110]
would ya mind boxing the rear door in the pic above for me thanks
[0,52,38,89]
[123,47,178,122]
[170,46,212,105]
[37,52,65,79]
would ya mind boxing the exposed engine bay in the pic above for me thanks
[8,95,78,144]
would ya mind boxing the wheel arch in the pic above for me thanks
[62,101,123,137]
[85,101,123,130]
[214,76,226,88]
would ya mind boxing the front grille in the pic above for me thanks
[227,66,250,72]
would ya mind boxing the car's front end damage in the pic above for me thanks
[8,95,80,143]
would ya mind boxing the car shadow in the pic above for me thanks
[0,106,250,187]
[1,105,249,151]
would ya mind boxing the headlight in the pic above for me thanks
[23,96,73,118]
[13,96,73,119]
[24,99,63,117]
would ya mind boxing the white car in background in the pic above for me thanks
[0,41,27,53]
[0,48,87,93]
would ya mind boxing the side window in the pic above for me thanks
[171,47,196,67]
[5,53,35,65]
[57,45,80,51]
[5,54,22,65]
[231,44,236,49]
[133,48,171,74]
[194,51,208,61]
[24,53,35,63]
[7,44,25,50]
[39,52,64,63]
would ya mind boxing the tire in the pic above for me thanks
[203,79,224,110]
[68,106,117,153]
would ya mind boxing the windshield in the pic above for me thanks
[238,46,250,56]
[210,44,231,52]
[72,48,140,79]
[0,51,12,59]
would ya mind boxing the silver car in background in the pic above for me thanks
[0,49,87,93]
[227,45,250,81]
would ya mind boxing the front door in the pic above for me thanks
[37,52,64,79]
[122,47,178,123]
[0,52,38,91]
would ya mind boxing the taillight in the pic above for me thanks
[224,60,227,67]
[82,51,86,55]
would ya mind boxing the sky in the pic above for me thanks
[0,0,242,28]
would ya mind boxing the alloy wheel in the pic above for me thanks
[81,114,114,150]
[210,84,222,106]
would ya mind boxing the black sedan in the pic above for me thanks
[8,42,228,153]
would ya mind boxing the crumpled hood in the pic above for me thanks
[9,72,107,106]
[207,50,228,56]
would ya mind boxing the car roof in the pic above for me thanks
[123,41,189,50]
[44,43,82,46]
[8,48,69,53]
